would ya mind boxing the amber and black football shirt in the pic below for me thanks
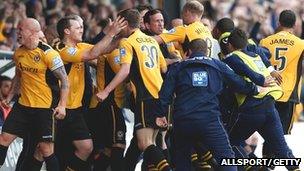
[120,29,167,100]
[57,42,94,109]
[260,31,304,102]
[159,21,213,58]
[14,42,63,108]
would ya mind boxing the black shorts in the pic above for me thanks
[87,102,126,149]
[134,99,159,131]
[275,101,296,134]
[2,103,55,142]
[56,107,91,141]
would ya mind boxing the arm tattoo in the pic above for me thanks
[52,66,69,89]
[12,68,21,95]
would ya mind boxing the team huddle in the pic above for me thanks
[0,0,303,171]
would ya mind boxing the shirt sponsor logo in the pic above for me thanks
[19,63,38,73]
[192,71,208,87]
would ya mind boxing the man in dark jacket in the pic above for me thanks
[155,38,260,171]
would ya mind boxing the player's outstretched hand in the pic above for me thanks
[270,71,283,85]
[107,16,127,37]
[53,106,66,120]
[156,117,168,128]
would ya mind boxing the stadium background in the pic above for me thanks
[0,0,304,170]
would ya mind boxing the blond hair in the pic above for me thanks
[183,0,204,17]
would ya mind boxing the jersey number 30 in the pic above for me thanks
[274,47,288,71]
[142,45,158,68]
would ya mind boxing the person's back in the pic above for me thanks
[120,29,167,100]
[260,9,304,135]
[260,29,304,102]
[170,56,226,119]
[98,9,172,171]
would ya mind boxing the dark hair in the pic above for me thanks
[279,10,296,28]
[189,38,207,55]
[228,28,248,49]
[143,9,162,24]
[215,18,235,33]
[136,4,153,12]
[118,9,140,29]
[0,75,11,87]
[57,17,75,40]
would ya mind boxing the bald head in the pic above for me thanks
[19,18,41,31]
[18,18,43,49]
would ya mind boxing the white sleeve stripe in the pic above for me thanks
[50,56,64,71]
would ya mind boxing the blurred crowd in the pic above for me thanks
[0,0,304,121]
[0,0,304,52]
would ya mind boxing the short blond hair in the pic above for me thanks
[183,0,204,16]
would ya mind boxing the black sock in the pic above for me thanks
[28,157,43,171]
[141,159,148,171]
[0,145,8,165]
[144,145,171,171]
[110,147,125,171]
[93,151,110,171]
[262,142,272,158]
[124,137,142,171]
[162,149,171,165]
[44,153,59,171]
[17,133,38,171]
[67,153,90,171]
[191,152,199,168]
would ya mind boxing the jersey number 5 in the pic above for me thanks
[141,45,158,68]
[274,47,288,71]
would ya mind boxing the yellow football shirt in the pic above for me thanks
[159,21,213,58]
[90,49,126,108]
[120,29,167,100]
[260,31,304,102]
[14,42,64,108]
[57,42,94,109]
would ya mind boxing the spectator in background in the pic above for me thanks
[0,2,26,51]
[0,0,303,48]
[0,76,12,125]
[0,2,14,43]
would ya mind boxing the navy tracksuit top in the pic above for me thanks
[156,52,258,121]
